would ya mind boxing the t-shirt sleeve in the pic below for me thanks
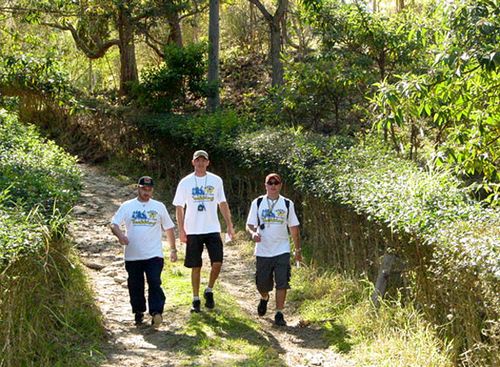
[111,204,126,225]
[287,201,300,227]
[216,177,227,204]
[246,199,258,226]
[172,180,185,207]
[160,203,175,230]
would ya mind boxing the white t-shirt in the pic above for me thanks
[172,172,227,235]
[246,195,300,257]
[111,198,175,261]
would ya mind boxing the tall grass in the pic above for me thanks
[0,211,105,367]
[289,265,454,367]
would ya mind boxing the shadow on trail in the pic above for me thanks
[285,320,353,353]
[139,311,288,366]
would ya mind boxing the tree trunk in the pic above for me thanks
[248,0,288,87]
[207,0,220,111]
[167,7,183,47]
[117,3,138,96]
[270,19,283,87]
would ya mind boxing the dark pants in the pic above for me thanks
[125,257,165,315]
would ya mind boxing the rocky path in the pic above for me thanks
[70,164,352,367]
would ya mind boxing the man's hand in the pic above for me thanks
[118,234,129,246]
[170,249,178,262]
[179,228,187,243]
[226,223,235,241]
[250,231,261,242]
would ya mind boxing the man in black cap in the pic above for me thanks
[173,150,235,313]
[111,176,177,328]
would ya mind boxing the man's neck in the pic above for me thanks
[267,193,279,200]
[194,169,207,177]
[137,197,150,203]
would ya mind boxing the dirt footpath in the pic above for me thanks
[70,164,352,367]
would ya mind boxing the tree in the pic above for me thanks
[0,0,194,96]
[207,0,220,111]
[248,0,289,86]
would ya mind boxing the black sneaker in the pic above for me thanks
[274,311,286,326]
[191,299,201,313]
[204,290,215,309]
[151,313,162,328]
[257,298,268,316]
[134,312,144,325]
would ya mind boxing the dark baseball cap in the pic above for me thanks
[138,176,154,187]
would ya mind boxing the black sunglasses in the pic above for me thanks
[266,180,281,186]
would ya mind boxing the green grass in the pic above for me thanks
[0,237,106,367]
[162,256,285,367]
[289,265,454,367]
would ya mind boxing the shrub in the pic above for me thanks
[0,109,81,215]
[132,43,208,112]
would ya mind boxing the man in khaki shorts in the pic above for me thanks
[246,173,301,326]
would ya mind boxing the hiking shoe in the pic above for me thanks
[134,312,144,325]
[274,311,286,326]
[257,299,268,316]
[191,299,201,313]
[151,313,162,328]
[204,290,215,309]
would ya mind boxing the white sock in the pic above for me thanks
[193,296,200,301]
[205,287,213,293]
[276,309,283,314]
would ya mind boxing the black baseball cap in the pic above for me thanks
[138,176,154,187]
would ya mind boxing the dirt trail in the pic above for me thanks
[70,164,352,367]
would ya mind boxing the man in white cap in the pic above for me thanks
[173,150,235,313]
[246,173,301,326]
[111,175,177,328]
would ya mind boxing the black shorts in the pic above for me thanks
[185,232,223,268]
[255,253,291,293]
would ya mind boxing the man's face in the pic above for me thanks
[192,156,210,170]
[138,186,153,201]
[265,178,282,195]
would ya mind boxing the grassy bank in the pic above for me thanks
[0,110,105,366]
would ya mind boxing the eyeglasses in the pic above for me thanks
[266,180,281,186]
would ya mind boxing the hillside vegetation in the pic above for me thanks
[0,110,104,366]
[0,0,498,366]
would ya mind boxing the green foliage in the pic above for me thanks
[0,110,81,216]
[132,43,208,112]
[0,198,44,269]
[132,109,247,152]
[236,129,499,365]
[370,0,500,206]
[0,53,72,103]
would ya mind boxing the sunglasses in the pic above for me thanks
[266,180,281,186]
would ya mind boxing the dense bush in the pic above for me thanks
[0,109,81,216]
[0,54,72,102]
[131,108,247,153]
[132,43,208,112]
[237,129,499,365]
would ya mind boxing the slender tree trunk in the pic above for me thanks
[270,19,283,87]
[248,0,288,87]
[207,0,220,111]
[117,3,138,96]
